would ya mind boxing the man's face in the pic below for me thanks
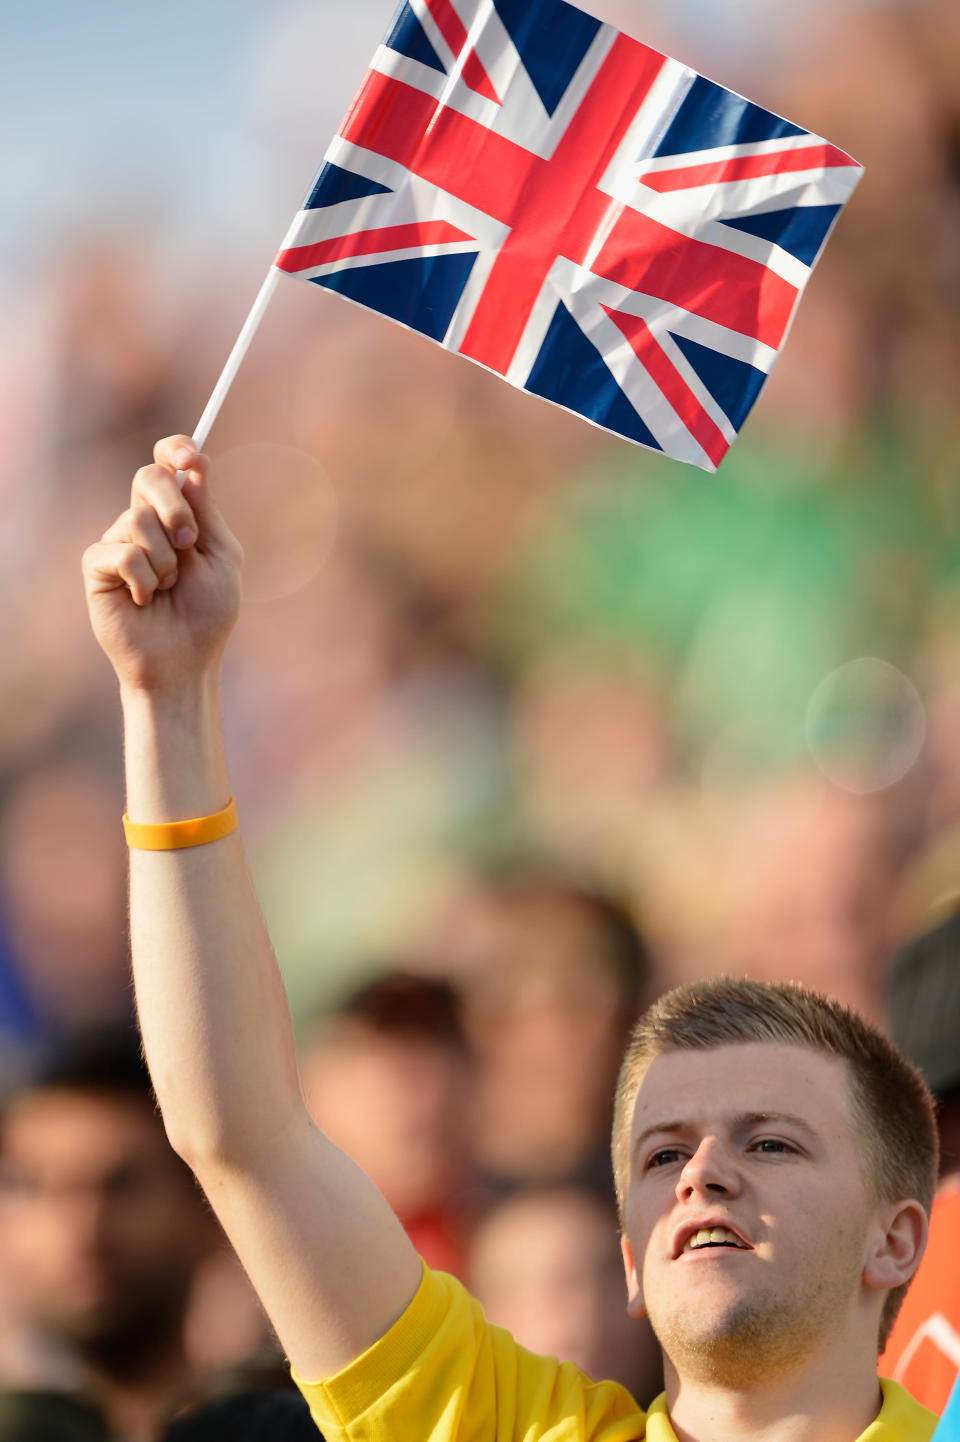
[620,1042,884,1385]
[302,1027,472,1217]
[0,1088,210,1354]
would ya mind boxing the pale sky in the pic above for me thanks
[1,0,387,279]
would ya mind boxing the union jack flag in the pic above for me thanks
[275,0,863,470]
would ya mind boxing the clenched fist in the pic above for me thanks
[82,436,243,695]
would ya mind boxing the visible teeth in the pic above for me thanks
[683,1227,745,1253]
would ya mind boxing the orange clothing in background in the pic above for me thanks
[881,1183,960,1415]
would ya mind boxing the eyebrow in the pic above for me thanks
[632,1111,820,1158]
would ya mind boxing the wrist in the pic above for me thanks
[119,669,221,720]
[121,674,232,824]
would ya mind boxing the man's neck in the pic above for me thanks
[83,1337,193,1442]
[664,1348,884,1442]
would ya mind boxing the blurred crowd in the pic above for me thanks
[1,0,959,1435]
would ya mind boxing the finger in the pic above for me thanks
[153,435,211,492]
[83,540,163,608]
[131,463,200,550]
[102,506,180,589]
[154,434,203,474]
[180,469,244,563]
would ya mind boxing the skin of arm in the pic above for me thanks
[81,436,422,1381]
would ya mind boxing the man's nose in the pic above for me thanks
[675,1136,741,1202]
[49,1186,113,1249]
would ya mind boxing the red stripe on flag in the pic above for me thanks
[460,36,666,373]
[275,221,474,273]
[341,72,533,222]
[603,307,729,467]
[424,0,501,104]
[593,207,797,350]
[641,143,856,192]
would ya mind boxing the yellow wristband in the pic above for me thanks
[122,797,238,850]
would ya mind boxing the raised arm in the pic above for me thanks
[81,436,421,1380]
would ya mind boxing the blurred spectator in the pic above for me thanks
[441,875,649,1191]
[48,241,180,456]
[160,1387,318,1442]
[0,1029,253,1441]
[0,758,127,1032]
[880,908,960,1413]
[299,972,477,1275]
[511,646,671,865]
[0,913,42,1084]
[468,1184,662,1405]
[720,781,902,1021]
[0,1391,105,1442]
[159,1354,318,1442]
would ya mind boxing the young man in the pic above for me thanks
[81,436,939,1442]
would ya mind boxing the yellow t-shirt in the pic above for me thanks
[294,1266,939,1442]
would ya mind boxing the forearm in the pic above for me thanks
[87,438,422,1378]
[123,677,302,1166]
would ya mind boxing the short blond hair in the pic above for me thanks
[611,977,938,1349]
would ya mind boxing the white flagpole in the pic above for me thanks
[191,267,284,451]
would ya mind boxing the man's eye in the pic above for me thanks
[103,1168,151,1199]
[647,1148,684,1168]
[752,1138,793,1154]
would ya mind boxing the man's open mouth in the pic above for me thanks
[674,1223,753,1258]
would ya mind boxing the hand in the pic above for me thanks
[82,436,244,695]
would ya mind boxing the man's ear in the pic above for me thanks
[621,1234,647,1319]
[863,1199,928,1293]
